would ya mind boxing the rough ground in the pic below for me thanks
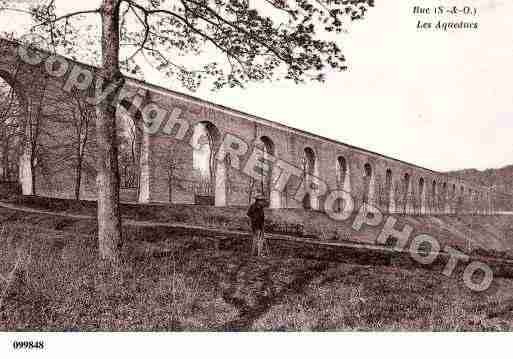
[2,203,513,331]
[6,195,513,258]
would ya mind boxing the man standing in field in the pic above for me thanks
[247,196,267,257]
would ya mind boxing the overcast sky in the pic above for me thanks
[1,0,512,172]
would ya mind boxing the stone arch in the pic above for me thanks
[254,136,274,197]
[116,99,151,203]
[419,177,426,214]
[333,155,350,213]
[457,185,465,214]
[385,168,394,213]
[301,146,319,209]
[336,156,348,188]
[363,163,374,205]
[303,147,316,175]
[469,188,475,213]
[403,172,411,214]
[260,135,275,154]
[451,183,457,214]
[0,70,29,193]
[189,120,225,206]
[257,135,281,208]
[116,100,143,191]
[431,179,437,214]
[442,182,448,213]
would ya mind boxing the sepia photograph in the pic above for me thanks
[0,0,511,357]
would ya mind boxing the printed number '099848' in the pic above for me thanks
[13,341,45,350]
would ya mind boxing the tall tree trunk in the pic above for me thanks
[30,158,36,195]
[2,137,8,182]
[29,125,39,195]
[134,117,143,200]
[96,0,122,263]
[27,86,45,196]
[75,149,83,201]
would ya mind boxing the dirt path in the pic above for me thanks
[0,200,405,253]
[2,200,513,270]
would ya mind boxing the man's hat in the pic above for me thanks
[255,195,266,201]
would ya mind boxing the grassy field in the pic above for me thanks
[2,205,513,331]
[7,195,513,258]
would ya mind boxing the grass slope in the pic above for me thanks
[1,207,513,331]
[7,196,513,258]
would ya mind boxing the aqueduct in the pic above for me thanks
[0,37,510,215]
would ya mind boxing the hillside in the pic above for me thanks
[3,190,513,330]
[2,204,513,330]
[446,165,513,195]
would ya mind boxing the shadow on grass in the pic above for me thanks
[217,259,330,331]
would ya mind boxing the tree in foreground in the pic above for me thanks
[0,0,374,265]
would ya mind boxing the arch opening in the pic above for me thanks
[403,173,411,214]
[257,136,274,197]
[188,121,222,206]
[302,147,317,209]
[255,135,280,208]
[0,74,28,192]
[431,180,437,213]
[385,169,393,213]
[336,156,347,188]
[442,182,448,213]
[419,177,426,214]
[363,163,373,205]
[116,99,149,202]
[303,147,315,175]
[117,101,142,191]
[334,156,349,213]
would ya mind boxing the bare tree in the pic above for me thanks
[117,105,140,190]
[32,79,96,200]
[71,91,94,200]
[22,75,48,195]
[0,79,24,182]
